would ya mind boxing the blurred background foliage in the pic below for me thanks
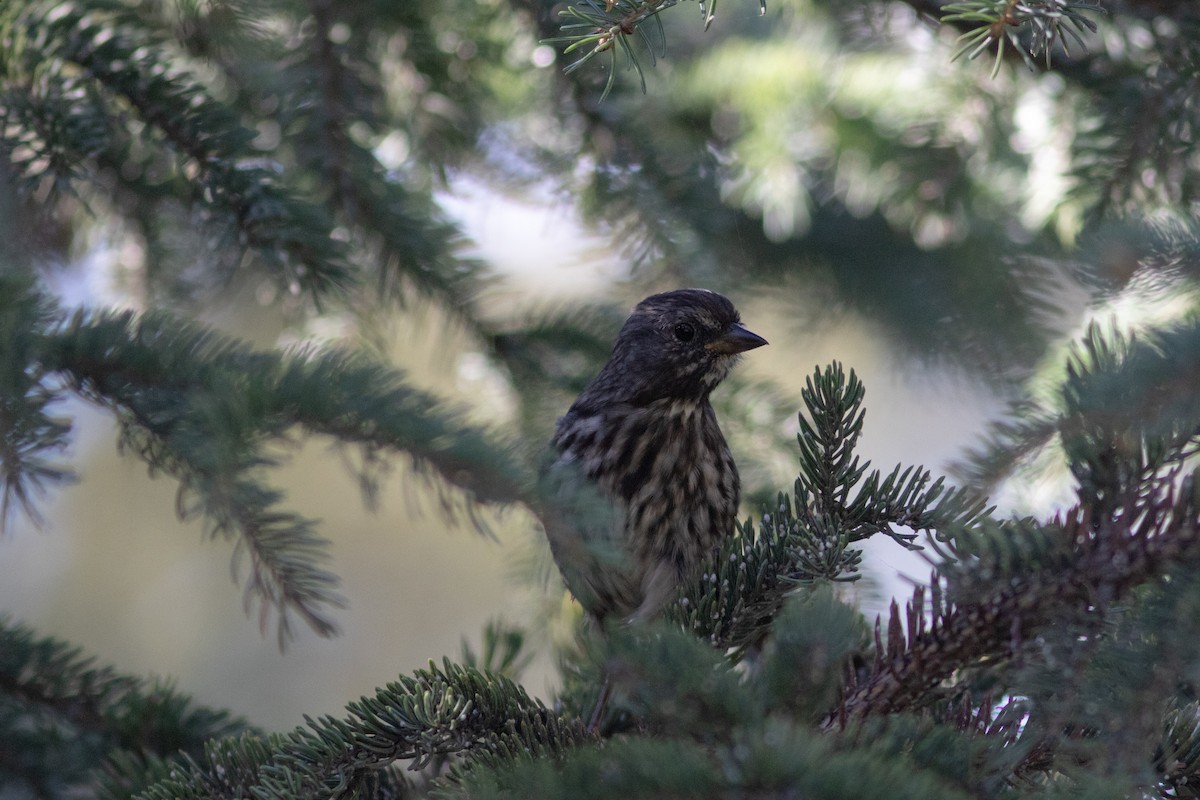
[3,0,1200,795]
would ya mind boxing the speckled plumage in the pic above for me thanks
[540,289,767,623]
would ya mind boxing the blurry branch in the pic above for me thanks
[0,616,253,799]
[1,0,494,316]
[0,1,352,301]
[462,619,536,682]
[296,0,489,316]
[0,282,531,645]
[0,277,74,530]
[1071,25,1200,215]
[950,400,1060,489]
[957,316,1200,492]
[953,218,1200,490]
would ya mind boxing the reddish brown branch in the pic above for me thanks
[829,470,1200,725]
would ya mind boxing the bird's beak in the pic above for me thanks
[707,322,768,354]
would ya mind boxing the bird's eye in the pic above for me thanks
[673,322,696,342]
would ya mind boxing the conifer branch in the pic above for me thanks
[1074,34,1200,214]
[795,364,991,547]
[1160,700,1200,796]
[941,0,1103,77]
[31,305,528,644]
[1,1,352,299]
[298,0,486,313]
[950,401,1059,489]
[546,0,1101,96]
[676,363,990,655]
[958,319,1200,492]
[0,277,74,530]
[0,617,252,798]
[546,0,767,99]
[133,659,584,800]
[835,465,1200,723]
[449,713,978,799]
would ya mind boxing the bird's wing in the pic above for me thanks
[534,449,638,619]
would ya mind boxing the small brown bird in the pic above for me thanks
[539,289,768,628]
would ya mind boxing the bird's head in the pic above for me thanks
[587,288,768,407]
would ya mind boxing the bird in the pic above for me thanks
[538,289,768,631]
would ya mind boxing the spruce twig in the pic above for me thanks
[676,363,990,655]
[132,660,585,800]
[834,467,1200,724]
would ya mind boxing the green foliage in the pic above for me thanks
[0,617,253,799]
[1,0,353,300]
[454,719,977,800]
[0,0,515,310]
[943,0,1103,77]
[673,364,988,655]
[0,288,528,645]
[547,0,1103,100]
[959,314,1200,498]
[4,0,1200,797]
[8,350,1200,797]
[120,658,584,800]
[760,586,866,720]
[793,364,990,548]
[0,275,73,528]
[461,619,536,682]
[604,621,759,736]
